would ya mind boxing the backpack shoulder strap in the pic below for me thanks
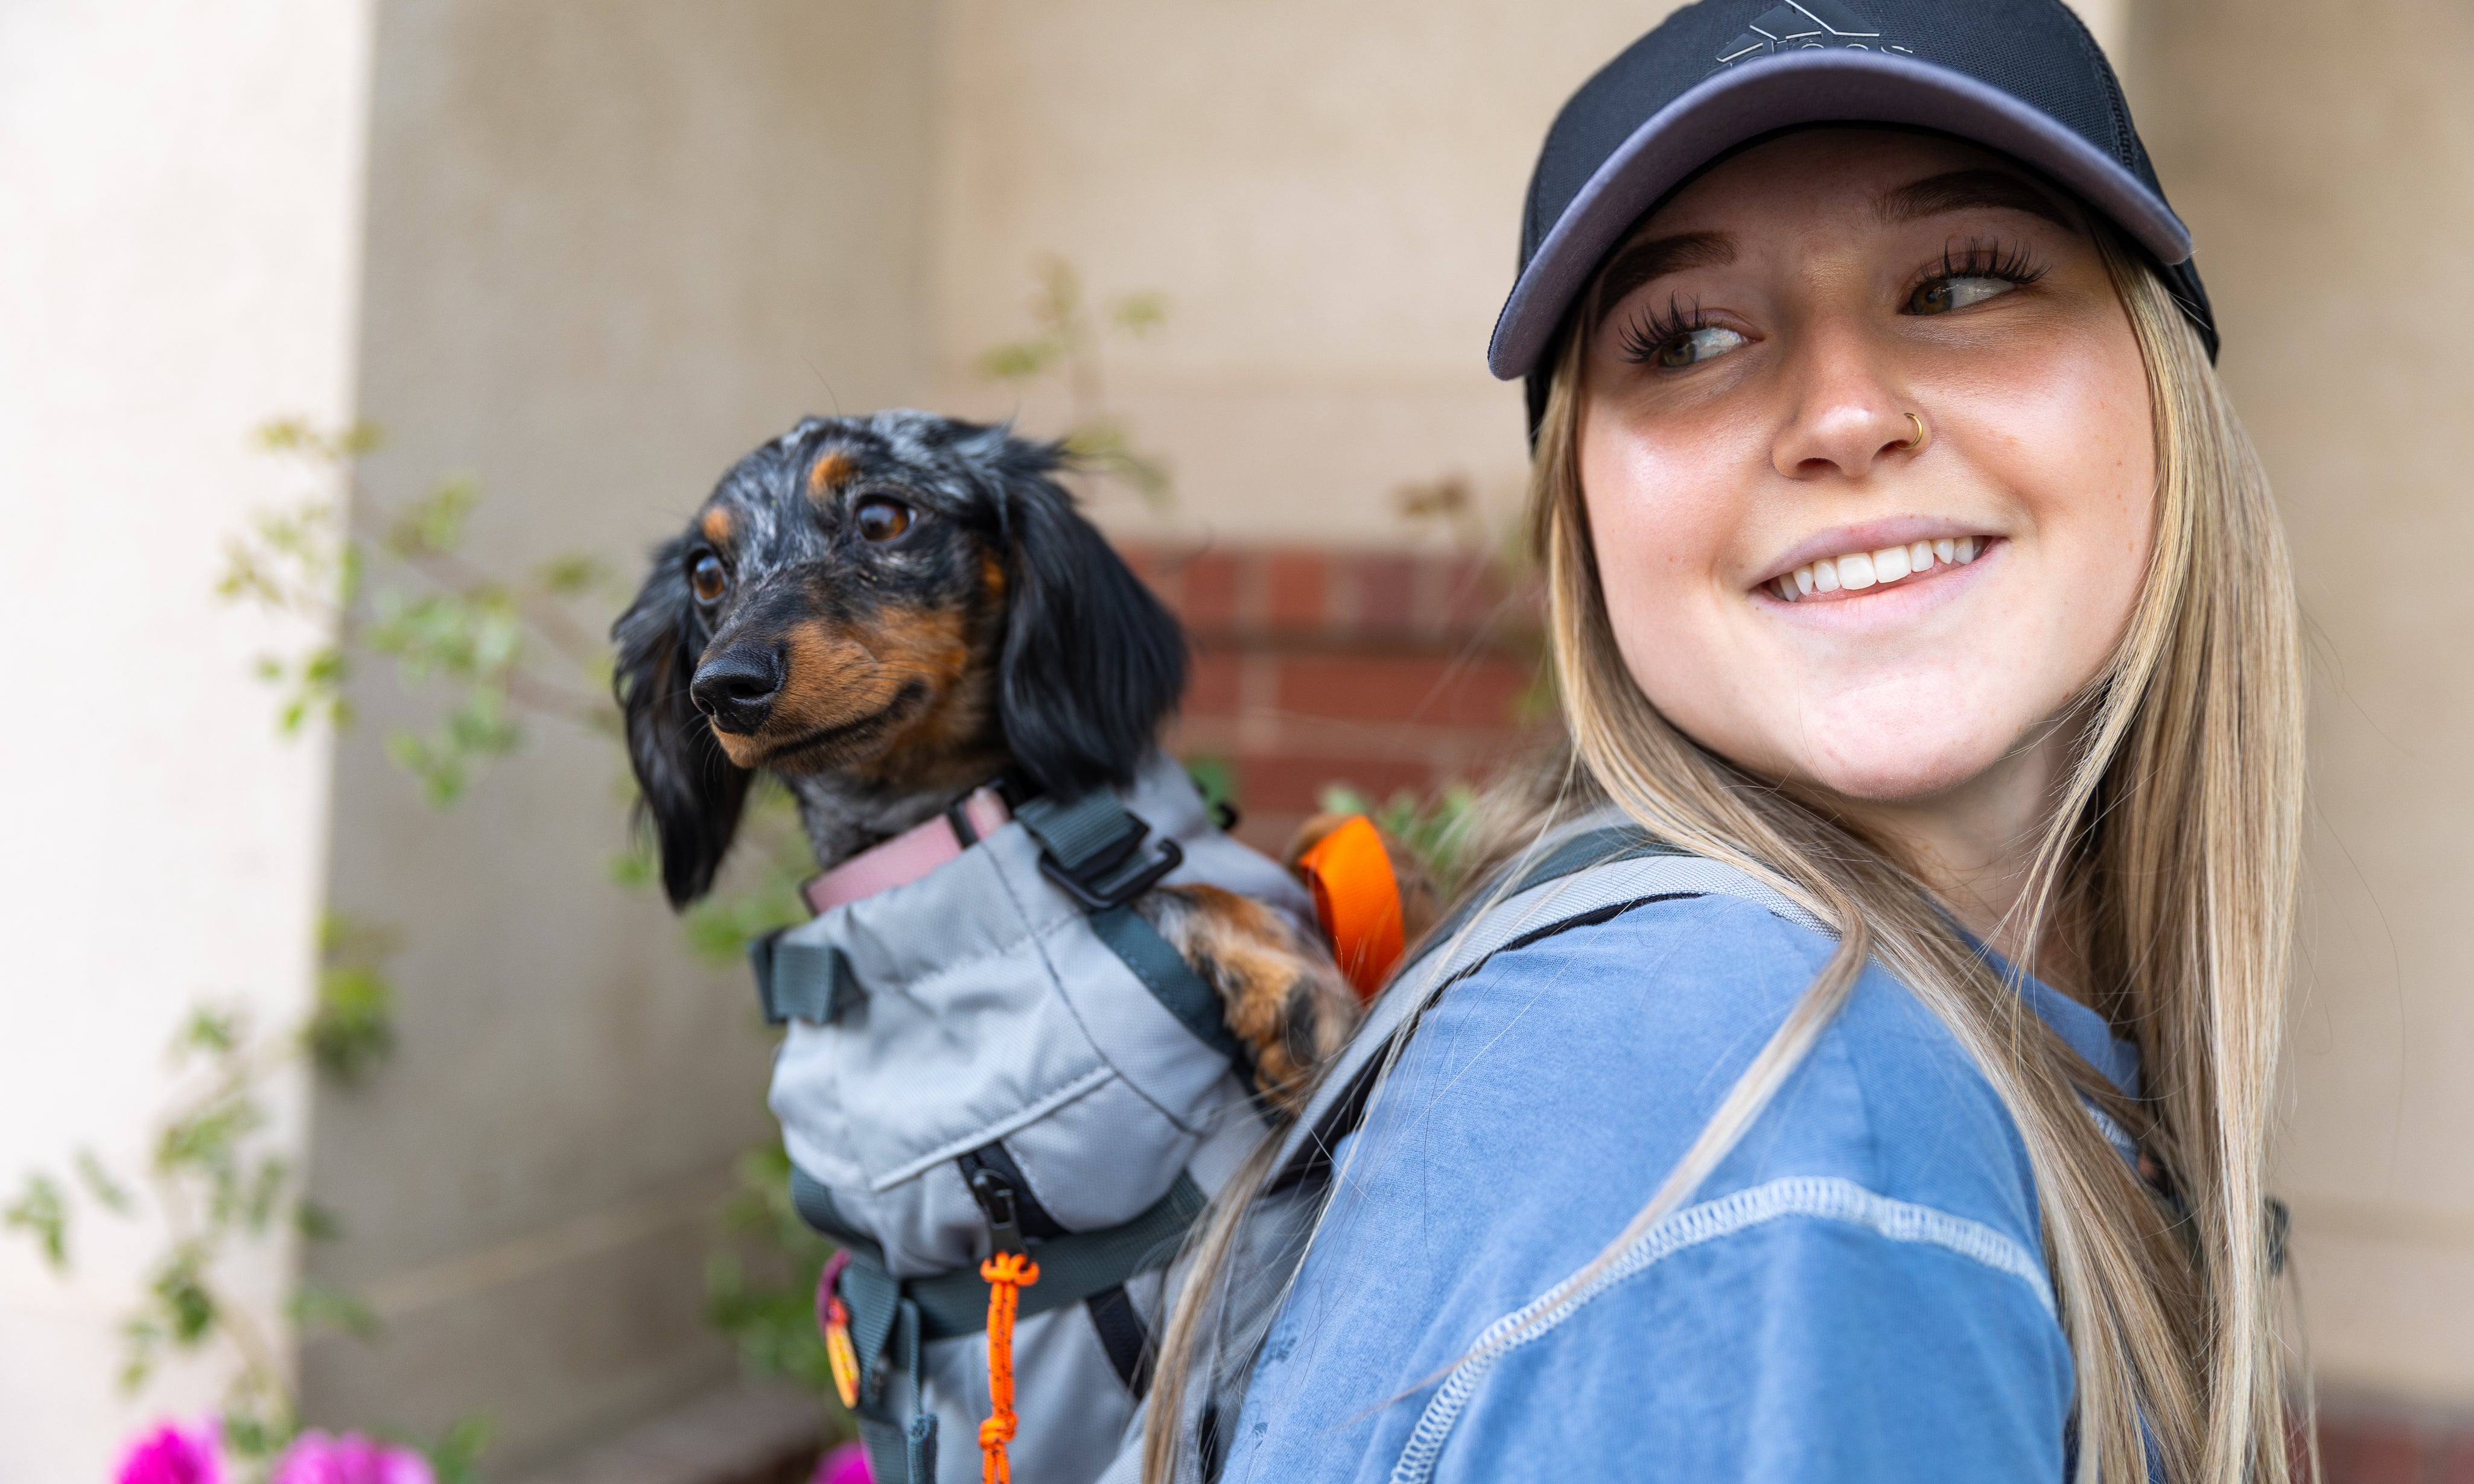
[1266,819,1831,1193]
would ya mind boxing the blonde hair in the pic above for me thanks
[1149,229,2303,1484]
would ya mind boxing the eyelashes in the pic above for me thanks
[1916,236,2049,292]
[1615,293,1710,364]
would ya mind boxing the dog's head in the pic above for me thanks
[613,411,1186,907]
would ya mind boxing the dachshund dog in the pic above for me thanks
[613,411,1365,1111]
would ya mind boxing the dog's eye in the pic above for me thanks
[689,552,728,604]
[854,496,912,543]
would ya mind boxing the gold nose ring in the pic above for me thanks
[1898,412,1929,451]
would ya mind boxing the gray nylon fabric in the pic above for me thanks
[766,751,1311,1484]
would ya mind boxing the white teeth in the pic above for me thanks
[1769,535,1990,603]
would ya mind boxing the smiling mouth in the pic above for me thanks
[1766,536,1989,603]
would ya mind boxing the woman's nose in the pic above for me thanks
[1769,323,1922,483]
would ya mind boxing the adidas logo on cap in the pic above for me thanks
[1715,0,1915,66]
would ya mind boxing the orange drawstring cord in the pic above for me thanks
[978,1251,1040,1484]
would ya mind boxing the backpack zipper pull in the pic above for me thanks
[968,1168,1026,1256]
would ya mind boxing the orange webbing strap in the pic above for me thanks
[977,1251,1040,1484]
[1296,814,1405,1001]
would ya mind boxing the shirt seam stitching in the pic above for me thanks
[1385,1175,2053,1484]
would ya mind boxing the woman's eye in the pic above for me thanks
[1908,275,2018,316]
[1655,326,1747,369]
[854,496,913,542]
[690,552,728,604]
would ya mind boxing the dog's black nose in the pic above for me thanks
[689,645,783,734]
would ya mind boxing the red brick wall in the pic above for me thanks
[2310,1406,2474,1484]
[1125,544,1545,855]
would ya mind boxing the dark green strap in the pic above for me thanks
[1386,825,1683,988]
[898,1299,935,1483]
[1090,905,1250,1071]
[839,1250,903,1403]
[905,1413,938,1483]
[749,933,860,1026]
[856,1418,909,1484]
[789,1167,879,1250]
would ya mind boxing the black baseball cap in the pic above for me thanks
[1493,0,2217,418]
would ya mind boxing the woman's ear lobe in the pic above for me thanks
[996,474,1187,799]
[612,541,750,907]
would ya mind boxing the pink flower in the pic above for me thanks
[114,1418,223,1484]
[270,1431,436,1484]
[812,1442,871,1484]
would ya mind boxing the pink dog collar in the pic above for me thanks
[801,785,1013,915]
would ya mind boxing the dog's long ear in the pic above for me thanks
[996,457,1187,799]
[613,535,749,907]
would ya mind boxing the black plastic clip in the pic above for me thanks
[1016,790,1185,910]
[1038,835,1183,910]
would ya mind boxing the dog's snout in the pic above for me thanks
[690,645,784,735]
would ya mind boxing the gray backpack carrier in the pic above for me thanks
[1104,819,1831,1484]
[754,752,1308,1484]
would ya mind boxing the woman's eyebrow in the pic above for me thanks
[1876,170,2077,230]
[1592,231,1735,324]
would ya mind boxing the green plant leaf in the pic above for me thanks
[176,1005,246,1060]
[705,1139,838,1397]
[1313,781,1484,898]
[419,1415,496,1484]
[296,1199,348,1244]
[4,1173,69,1271]
[534,551,611,597]
[241,1155,290,1234]
[1183,756,1238,818]
[1111,291,1168,336]
[310,958,398,1086]
[75,1148,136,1216]
[384,476,481,559]
[148,1241,220,1346]
[288,1282,380,1341]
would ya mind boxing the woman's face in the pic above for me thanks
[1579,128,2154,807]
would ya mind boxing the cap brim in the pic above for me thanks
[1488,49,2195,380]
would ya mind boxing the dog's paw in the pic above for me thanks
[1135,884,1361,1117]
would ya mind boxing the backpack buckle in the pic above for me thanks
[1016,790,1185,910]
[1038,834,1182,910]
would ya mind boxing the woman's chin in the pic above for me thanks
[1793,735,2014,806]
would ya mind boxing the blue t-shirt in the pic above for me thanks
[1220,892,2138,1483]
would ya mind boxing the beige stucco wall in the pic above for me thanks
[299,0,935,1468]
[2131,0,2474,1407]
[0,2,374,1479]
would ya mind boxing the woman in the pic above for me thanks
[1140,1,2300,1480]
